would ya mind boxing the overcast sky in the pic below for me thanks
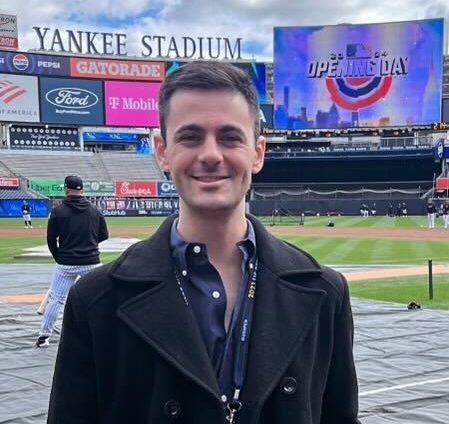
[1,0,448,61]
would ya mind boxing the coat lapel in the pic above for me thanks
[242,216,327,404]
[110,216,220,399]
[117,274,220,398]
[242,265,326,404]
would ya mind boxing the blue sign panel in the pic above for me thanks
[444,146,449,160]
[443,99,449,123]
[0,199,49,217]
[82,131,152,153]
[40,77,104,125]
[260,104,274,129]
[83,132,144,143]
[0,51,70,76]
[157,181,178,197]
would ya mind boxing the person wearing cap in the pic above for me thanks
[427,200,437,229]
[36,175,109,347]
[21,200,33,228]
[442,200,449,229]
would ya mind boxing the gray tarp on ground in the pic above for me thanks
[0,264,448,423]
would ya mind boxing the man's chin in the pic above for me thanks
[184,198,240,214]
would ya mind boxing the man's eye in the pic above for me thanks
[178,134,200,143]
[221,134,242,143]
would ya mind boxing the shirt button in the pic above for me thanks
[181,270,187,277]
[193,245,201,254]
[221,394,228,403]
[249,263,254,270]
[212,291,220,299]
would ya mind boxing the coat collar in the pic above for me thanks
[112,215,326,404]
[109,214,323,282]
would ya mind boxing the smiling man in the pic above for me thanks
[48,61,360,424]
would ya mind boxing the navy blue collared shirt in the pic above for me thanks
[170,219,257,399]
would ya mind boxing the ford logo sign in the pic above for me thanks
[45,88,99,109]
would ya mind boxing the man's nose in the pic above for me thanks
[198,137,223,165]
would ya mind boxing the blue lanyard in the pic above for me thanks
[174,260,258,423]
[226,259,258,422]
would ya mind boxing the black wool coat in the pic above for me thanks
[48,215,360,424]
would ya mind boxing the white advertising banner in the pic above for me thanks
[0,14,18,50]
[0,73,39,122]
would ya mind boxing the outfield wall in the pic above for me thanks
[254,150,438,185]
[249,199,431,216]
[0,200,49,217]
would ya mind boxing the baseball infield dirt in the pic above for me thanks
[1,225,448,240]
[1,225,448,304]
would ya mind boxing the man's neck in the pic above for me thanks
[176,204,247,264]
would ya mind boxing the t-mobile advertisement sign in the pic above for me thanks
[105,81,160,127]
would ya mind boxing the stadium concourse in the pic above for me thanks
[0,263,448,423]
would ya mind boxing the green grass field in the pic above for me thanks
[1,215,447,266]
[282,236,449,265]
[350,275,449,310]
[1,215,449,308]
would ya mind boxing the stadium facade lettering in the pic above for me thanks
[32,27,243,60]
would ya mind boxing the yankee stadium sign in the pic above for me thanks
[32,27,243,60]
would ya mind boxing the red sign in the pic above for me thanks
[0,36,18,50]
[0,177,19,188]
[436,178,449,190]
[115,181,157,197]
[70,58,165,81]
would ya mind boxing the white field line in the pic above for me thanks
[360,376,449,396]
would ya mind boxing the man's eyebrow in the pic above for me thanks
[174,124,203,135]
[217,125,245,135]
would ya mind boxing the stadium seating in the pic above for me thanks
[99,151,165,180]
[0,150,166,182]
[0,188,46,200]
[0,160,14,177]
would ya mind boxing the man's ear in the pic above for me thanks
[252,136,266,174]
[154,134,169,172]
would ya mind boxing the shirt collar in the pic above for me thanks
[170,218,256,271]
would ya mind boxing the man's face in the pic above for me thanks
[155,89,265,215]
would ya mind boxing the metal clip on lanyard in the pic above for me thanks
[225,391,242,423]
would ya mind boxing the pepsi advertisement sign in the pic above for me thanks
[0,51,70,76]
[274,19,444,129]
[40,77,104,125]
[157,181,178,197]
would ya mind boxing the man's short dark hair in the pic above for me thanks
[158,61,260,141]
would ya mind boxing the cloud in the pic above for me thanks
[2,0,448,60]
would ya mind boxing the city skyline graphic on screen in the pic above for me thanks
[274,19,444,130]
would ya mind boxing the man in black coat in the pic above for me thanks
[48,62,360,423]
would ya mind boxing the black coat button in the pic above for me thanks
[281,377,297,395]
[164,400,182,418]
